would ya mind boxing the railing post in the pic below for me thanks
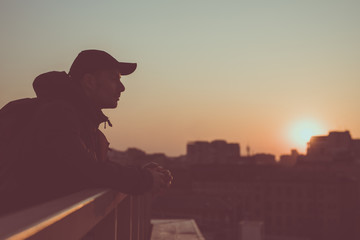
[139,196,144,240]
[116,196,132,240]
[132,196,139,240]
[133,194,152,240]
[143,194,153,240]
[83,210,116,240]
[114,206,118,240]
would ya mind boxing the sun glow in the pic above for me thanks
[288,119,326,153]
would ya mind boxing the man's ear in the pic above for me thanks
[80,73,97,91]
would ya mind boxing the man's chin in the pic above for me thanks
[101,101,118,109]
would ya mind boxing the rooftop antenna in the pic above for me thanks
[246,145,251,157]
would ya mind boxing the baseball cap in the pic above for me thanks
[69,49,137,79]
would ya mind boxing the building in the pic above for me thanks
[279,149,299,166]
[186,140,240,164]
[252,154,276,165]
[239,154,276,165]
[306,131,360,162]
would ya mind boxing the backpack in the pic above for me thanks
[0,98,40,145]
[0,98,41,173]
[0,71,70,156]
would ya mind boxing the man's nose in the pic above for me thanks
[118,81,125,92]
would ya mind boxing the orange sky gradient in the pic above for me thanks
[1,1,360,158]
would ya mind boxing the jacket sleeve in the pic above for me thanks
[30,102,153,195]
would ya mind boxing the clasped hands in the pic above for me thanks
[143,162,173,194]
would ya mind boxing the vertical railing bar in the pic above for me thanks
[114,206,118,240]
[139,196,142,240]
[129,195,133,240]
[136,196,140,240]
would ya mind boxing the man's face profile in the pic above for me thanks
[85,69,125,109]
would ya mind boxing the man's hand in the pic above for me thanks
[143,162,173,193]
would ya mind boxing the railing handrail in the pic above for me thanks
[0,189,127,240]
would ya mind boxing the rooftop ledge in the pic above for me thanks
[0,189,151,240]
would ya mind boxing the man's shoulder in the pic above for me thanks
[33,100,83,129]
[1,98,76,117]
[36,99,77,116]
[0,98,40,127]
[1,98,38,114]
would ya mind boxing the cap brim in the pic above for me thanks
[118,62,137,75]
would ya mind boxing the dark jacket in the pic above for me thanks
[0,72,153,216]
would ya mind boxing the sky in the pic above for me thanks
[1,0,360,157]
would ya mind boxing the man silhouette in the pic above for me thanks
[0,50,172,216]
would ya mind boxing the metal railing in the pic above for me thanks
[0,189,152,240]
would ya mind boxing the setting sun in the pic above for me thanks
[288,119,326,153]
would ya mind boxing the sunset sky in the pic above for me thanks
[1,1,360,158]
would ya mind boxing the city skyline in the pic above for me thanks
[110,130,360,163]
[1,1,360,157]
